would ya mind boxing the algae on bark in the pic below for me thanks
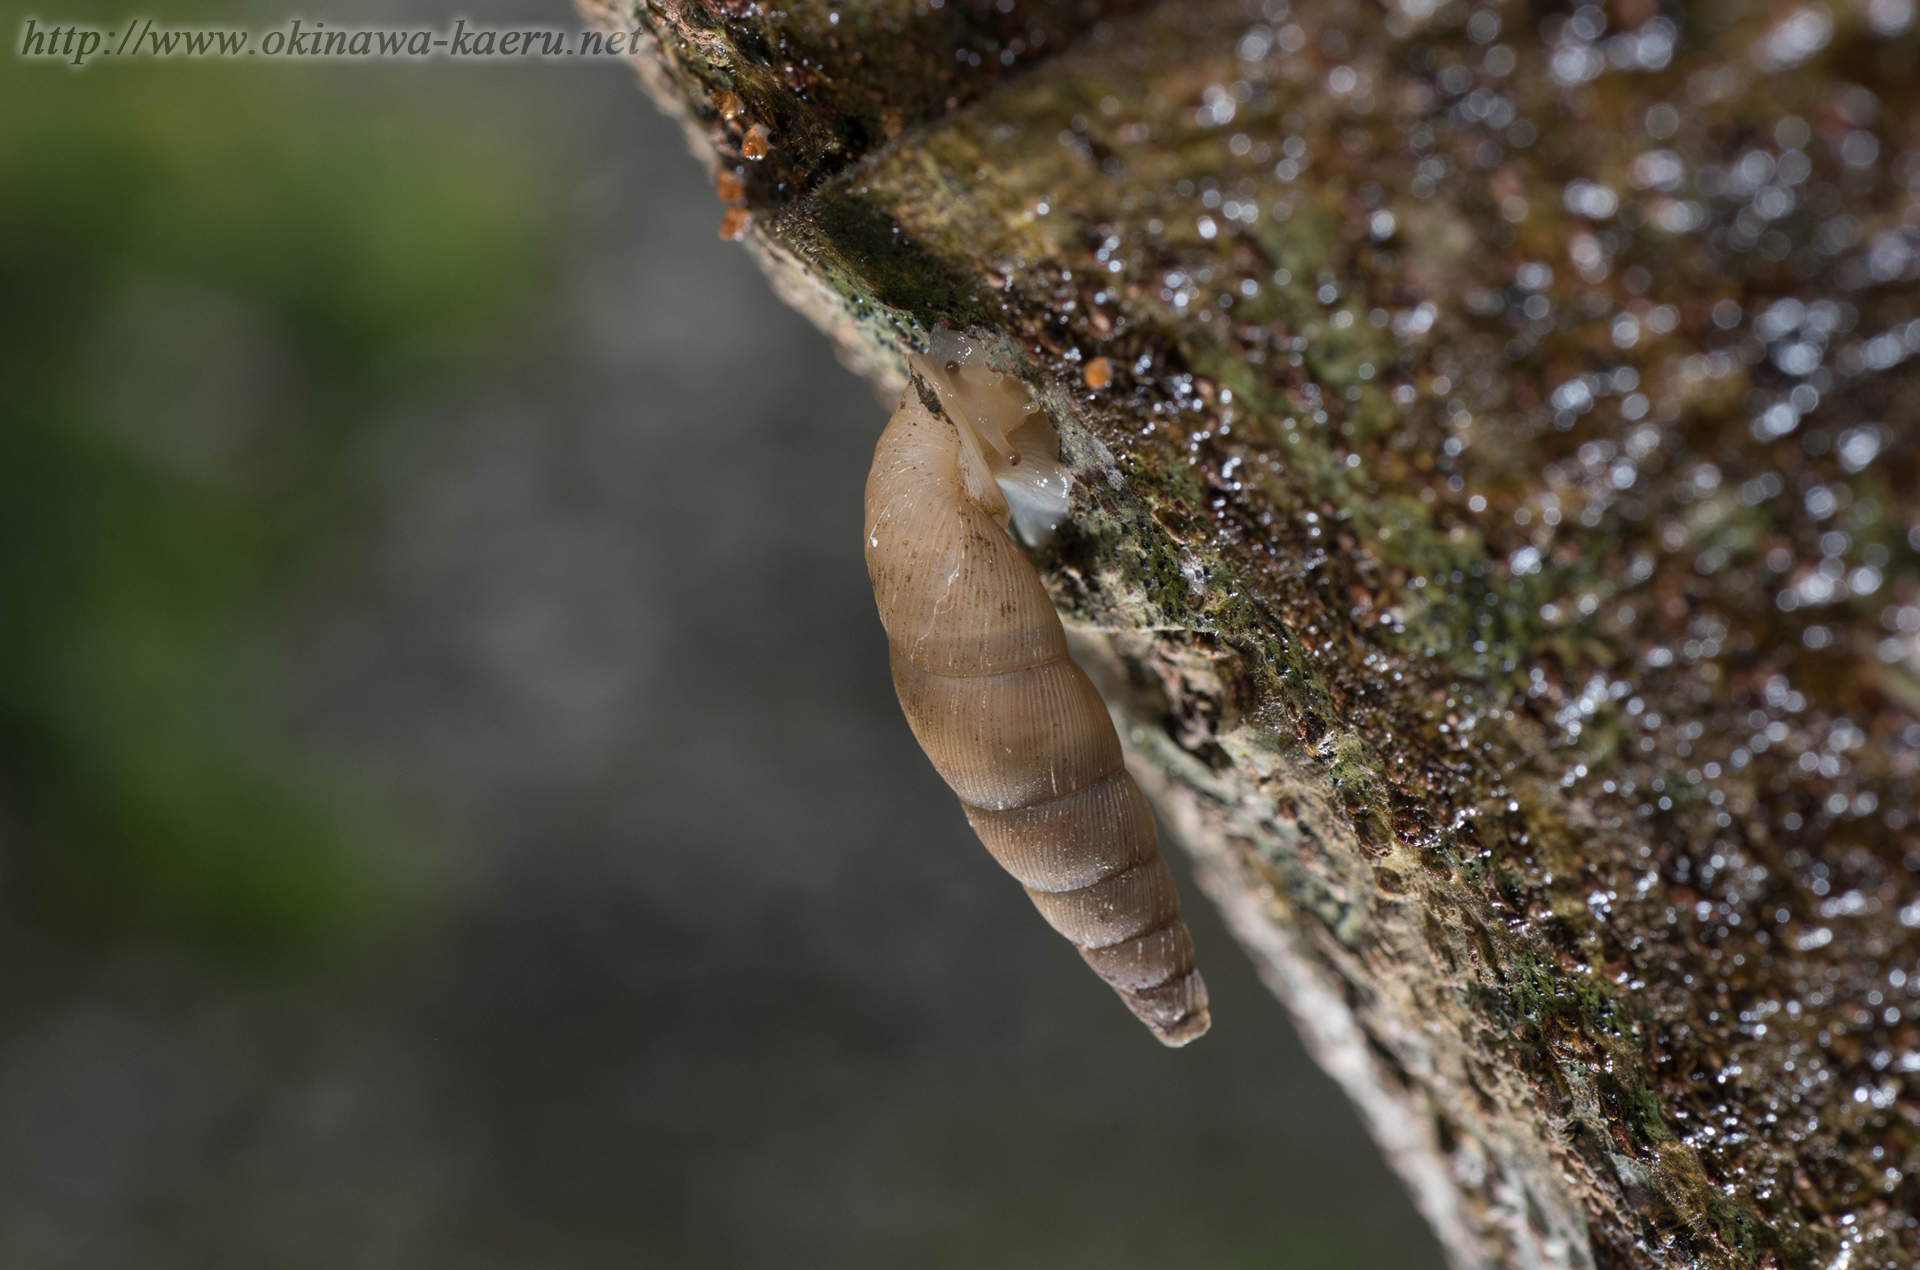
[585,0,1920,1265]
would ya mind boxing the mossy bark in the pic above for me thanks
[584,0,1920,1265]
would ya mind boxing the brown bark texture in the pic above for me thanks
[581,0,1920,1265]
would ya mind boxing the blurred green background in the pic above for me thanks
[1,1,1447,1266]
[3,0,545,951]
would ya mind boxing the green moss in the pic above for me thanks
[807,191,1000,335]
[1474,947,1632,1045]
[1620,1076,1675,1146]
[1322,731,1382,805]
[1704,1194,1768,1260]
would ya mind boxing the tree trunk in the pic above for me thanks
[581,1,1920,1265]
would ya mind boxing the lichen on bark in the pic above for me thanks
[585,0,1920,1265]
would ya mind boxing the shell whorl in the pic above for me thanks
[863,335,1210,1046]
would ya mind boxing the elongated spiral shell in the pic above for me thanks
[863,331,1210,1046]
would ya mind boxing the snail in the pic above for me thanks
[862,330,1210,1046]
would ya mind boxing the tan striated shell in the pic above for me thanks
[862,332,1210,1047]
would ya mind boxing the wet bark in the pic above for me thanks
[581,0,1920,1265]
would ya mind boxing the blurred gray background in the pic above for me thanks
[0,0,1445,1264]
